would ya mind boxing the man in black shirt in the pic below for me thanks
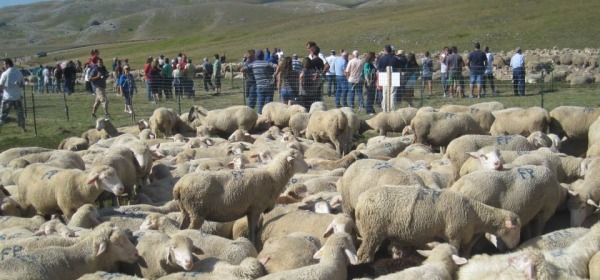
[376,45,401,111]
[467,42,487,98]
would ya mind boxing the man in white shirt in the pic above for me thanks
[483,46,497,96]
[510,47,525,96]
[345,50,364,109]
[0,58,26,131]
[325,50,337,97]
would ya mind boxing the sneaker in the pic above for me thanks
[22,127,28,132]
[368,113,375,116]
[468,95,474,99]
[91,113,97,119]
[492,91,498,96]
[104,114,110,120]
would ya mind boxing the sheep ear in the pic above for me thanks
[226,161,236,169]
[505,219,516,228]
[580,158,592,177]
[452,255,468,265]
[568,190,579,197]
[244,132,251,136]
[416,249,431,257]
[287,156,295,163]
[323,222,335,238]
[587,199,600,208]
[258,257,270,265]
[87,173,99,185]
[204,139,214,146]
[313,247,324,260]
[345,249,358,265]
[193,246,204,255]
[166,247,175,265]
[96,241,108,256]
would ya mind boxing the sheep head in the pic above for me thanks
[95,227,139,263]
[86,165,124,196]
[166,235,203,271]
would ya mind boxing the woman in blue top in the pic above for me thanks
[118,65,137,114]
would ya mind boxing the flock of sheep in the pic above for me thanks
[0,100,599,279]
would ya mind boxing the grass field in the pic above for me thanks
[0,75,598,151]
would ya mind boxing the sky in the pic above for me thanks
[0,0,54,8]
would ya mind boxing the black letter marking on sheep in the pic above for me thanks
[470,108,480,113]
[584,107,594,113]
[444,113,455,119]
[417,188,442,203]
[496,136,513,145]
[384,142,393,151]
[517,168,535,180]
[1,245,24,260]
[231,170,244,180]
[41,169,59,180]
[373,162,393,170]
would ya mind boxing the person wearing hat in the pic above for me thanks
[118,64,136,114]
[510,47,525,96]
[325,49,337,97]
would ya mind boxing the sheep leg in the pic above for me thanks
[356,233,384,263]
[178,204,191,229]
[247,212,260,247]
[188,212,205,230]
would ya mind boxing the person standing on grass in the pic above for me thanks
[325,50,337,97]
[53,63,63,94]
[483,46,497,96]
[363,51,377,115]
[0,58,27,132]
[446,46,464,98]
[242,49,277,114]
[161,58,173,100]
[467,42,487,98]
[213,54,222,96]
[440,46,449,97]
[203,57,216,92]
[118,65,136,114]
[184,58,196,98]
[242,51,257,109]
[333,51,349,108]
[277,56,298,105]
[510,47,526,96]
[90,58,110,119]
[143,56,153,102]
[345,50,364,109]
[149,59,163,102]
[421,51,433,98]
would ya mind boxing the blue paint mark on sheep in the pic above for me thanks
[546,230,572,243]
[123,207,141,214]
[495,136,514,145]
[0,235,5,240]
[517,151,531,156]
[0,216,11,223]
[401,137,412,142]
[384,142,393,151]
[231,170,244,180]
[584,107,595,113]
[0,246,23,260]
[444,113,455,119]
[13,254,36,263]
[416,188,442,202]
[41,169,59,180]
[373,162,393,170]
[470,108,480,113]
[517,168,535,180]
[549,249,563,257]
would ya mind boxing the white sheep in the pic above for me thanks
[256,103,307,128]
[257,232,358,280]
[0,225,139,279]
[355,185,521,262]
[149,107,179,138]
[590,252,600,280]
[57,137,89,151]
[17,163,124,219]
[364,107,417,136]
[517,227,589,251]
[549,106,600,140]
[490,107,550,136]
[188,105,258,138]
[304,109,350,155]
[92,146,140,206]
[257,232,321,274]
[174,149,309,245]
[0,147,52,167]
[358,135,415,158]
[160,257,265,280]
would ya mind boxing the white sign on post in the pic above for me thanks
[378,72,401,87]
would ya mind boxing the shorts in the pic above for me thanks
[95,87,107,103]
[422,75,432,81]
[447,73,462,85]
[469,71,484,85]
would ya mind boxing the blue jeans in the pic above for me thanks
[280,86,294,103]
[349,81,364,108]
[257,88,274,114]
[146,81,152,101]
[365,83,376,114]
[441,72,448,94]
[246,80,257,109]
[325,74,336,96]
[512,67,525,95]
[335,75,348,107]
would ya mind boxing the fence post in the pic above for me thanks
[30,89,37,136]
[242,76,247,105]
[385,66,392,112]
[419,74,424,108]
[62,92,70,121]
[230,63,234,89]
[177,90,182,115]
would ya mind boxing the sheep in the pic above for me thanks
[444,134,548,181]
[137,177,178,203]
[0,215,46,232]
[110,136,154,187]
[92,146,140,206]
[57,137,89,151]
[149,107,179,138]
[336,159,425,219]
[354,185,522,262]
[159,257,265,280]
[188,105,258,138]
[490,107,551,136]
[289,112,310,137]
[374,243,467,280]
[131,231,203,278]
[98,200,179,217]
[95,117,122,138]
[228,129,256,143]
[306,150,365,170]
[396,143,442,163]
[256,103,307,128]
[542,223,600,278]
[67,204,101,229]
[304,109,350,155]
[405,111,488,153]
[44,150,86,170]
[174,149,309,245]
[17,163,125,219]
[358,135,415,158]
[570,157,600,212]
[549,106,600,140]
[364,107,417,136]
[6,150,55,168]
[517,227,589,251]
[257,232,321,274]
[450,165,563,241]
[0,225,138,280]
[590,252,600,280]
[257,232,357,280]
[0,147,52,167]
[78,271,143,280]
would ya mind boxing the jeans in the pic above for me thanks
[365,83,376,114]
[0,99,25,128]
[36,79,43,93]
[441,72,448,95]
[325,74,336,96]
[335,75,348,107]
[246,80,257,109]
[280,86,294,103]
[257,88,274,114]
[146,81,152,101]
[348,81,364,108]
[512,67,525,95]
[204,74,215,91]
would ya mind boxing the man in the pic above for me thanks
[203,57,216,92]
[510,47,526,96]
[376,45,401,111]
[242,50,257,109]
[89,58,110,119]
[161,58,173,100]
[483,46,497,96]
[446,46,464,98]
[36,65,44,93]
[345,50,364,109]
[0,58,26,131]
[291,54,302,73]
[184,58,196,98]
[333,51,349,108]
[213,54,222,95]
[467,42,487,98]
[440,47,449,97]
[242,49,277,114]
[325,50,337,97]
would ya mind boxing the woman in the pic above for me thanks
[363,52,377,115]
[172,59,184,98]
[277,57,298,105]
[421,51,433,98]
[118,65,136,114]
[403,53,419,107]
[143,56,153,102]
[298,57,317,109]
[148,59,162,103]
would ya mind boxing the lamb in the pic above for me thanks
[336,159,425,219]
[17,163,124,219]
[405,111,488,152]
[228,129,257,143]
[517,227,589,251]
[67,204,101,229]
[149,107,179,138]
[304,109,350,155]
[0,225,138,280]
[374,243,467,280]
[364,107,417,136]
[57,137,89,151]
[80,118,123,145]
[257,232,321,274]
[174,149,309,245]
[188,105,258,138]
[490,107,551,136]
[131,231,203,278]
[354,185,521,262]
[257,232,357,280]
[256,103,307,128]
[450,165,563,240]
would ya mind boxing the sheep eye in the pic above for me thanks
[481,155,488,160]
